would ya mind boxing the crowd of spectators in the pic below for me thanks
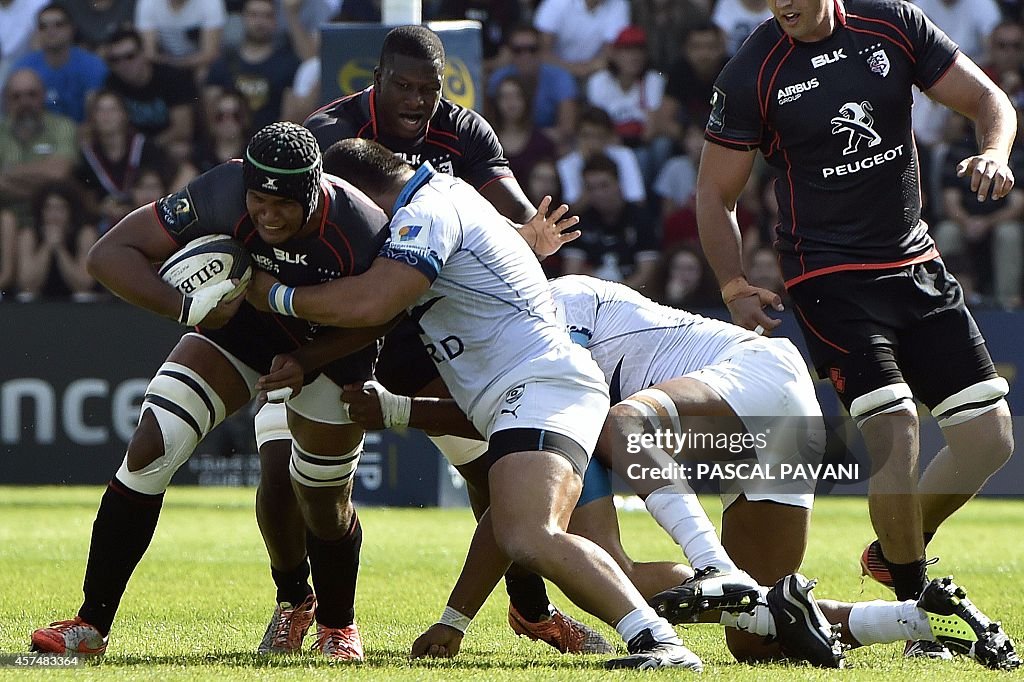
[2,0,1023,310]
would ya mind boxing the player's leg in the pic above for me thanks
[31,333,255,654]
[286,376,368,661]
[253,404,314,654]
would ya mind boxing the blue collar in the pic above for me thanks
[393,162,435,215]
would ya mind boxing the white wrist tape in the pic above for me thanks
[366,380,411,428]
[179,280,236,326]
[437,605,472,634]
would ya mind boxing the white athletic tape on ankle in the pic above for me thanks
[438,605,472,633]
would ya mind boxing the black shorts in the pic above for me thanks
[374,315,441,396]
[201,303,378,387]
[787,257,997,410]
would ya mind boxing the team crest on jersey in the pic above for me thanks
[867,49,890,77]
[504,385,525,404]
[830,101,882,155]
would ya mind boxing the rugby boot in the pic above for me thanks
[860,540,894,591]
[903,639,953,660]
[257,593,316,654]
[508,603,615,654]
[604,628,703,671]
[311,622,364,661]
[765,573,845,668]
[649,566,761,624]
[918,576,1021,671]
[30,616,107,655]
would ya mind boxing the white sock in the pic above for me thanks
[719,590,776,637]
[645,485,737,572]
[616,606,681,645]
[848,600,932,645]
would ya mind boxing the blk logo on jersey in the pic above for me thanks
[708,87,726,133]
[830,101,881,155]
[262,177,279,190]
[811,48,846,69]
[272,247,308,265]
[867,49,890,77]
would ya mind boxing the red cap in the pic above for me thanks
[613,26,647,48]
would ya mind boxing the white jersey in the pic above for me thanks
[379,165,577,419]
[550,275,757,400]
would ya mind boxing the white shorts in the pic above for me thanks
[684,337,825,510]
[472,344,610,461]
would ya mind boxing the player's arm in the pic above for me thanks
[250,257,431,328]
[340,381,483,439]
[925,53,1017,201]
[480,176,535,224]
[697,141,783,332]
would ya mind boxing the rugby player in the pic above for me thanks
[29,122,392,660]
[253,24,603,657]
[696,0,1016,658]
[247,137,704,671]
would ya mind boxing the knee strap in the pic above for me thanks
[849,383,915,429]
[289,439,363,488]
[117,362,227,495]
[931,378,1009,428]
[255,400,291,449]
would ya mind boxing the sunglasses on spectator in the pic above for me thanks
[6,89,42,101]
[107,50,139,64]
[215,109,243,123]
[510,44,539,55]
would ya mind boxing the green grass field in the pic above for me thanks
[1,486,1021,680]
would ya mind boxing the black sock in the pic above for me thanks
[504,566,551,622]
[271,558,312,606]
[923,531,936,548]
[882,551,928,601]
[78,478,164,636]
[306,514,361,628]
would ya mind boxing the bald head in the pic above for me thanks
[4,69,46,118]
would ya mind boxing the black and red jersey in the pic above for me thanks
[153,161,389,345]
[708,0,958,287]
[304,87,513,191]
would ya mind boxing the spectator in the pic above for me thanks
[556,105,645,206]
[632,0,710,72]
[278,0,339,62]
[933,116,1024,309]
[487,74,557,185]
[526,158,563,208]
[913,0,1001,60]
[532,0,629,80]
[192,89,252,172]
[75,89,164,232]
[129,165,169,207]
[63,0,136,50]
[430,0,522,72]
[487,24,578,146]
[0,68,76,211]
[711,0,771,56]
[745,245,786,303]
[653,244,720,308]
[15,182,100,301]
[13,3,108,123]
[649,22,728,143]
[0,207,16,298]
[561,153,660,292]
[653,122,704,219]
[0,0,49,88]
[983,19,1024,108]
[135,0,227,77]
[205,0,300,130]
[102,27,198,150]
[586,26,669,186]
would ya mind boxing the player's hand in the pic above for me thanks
[189,279,245,328]
[256,353,304,401]
[410,623,463,659]
[721,277,784,334]
[341,382,386,430]
[246,270,279,312]
[520,195,582,258]
[957,153,1015,202]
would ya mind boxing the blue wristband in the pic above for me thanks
[268,283,298,317]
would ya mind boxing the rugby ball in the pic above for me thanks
[158,234,252,300]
